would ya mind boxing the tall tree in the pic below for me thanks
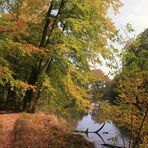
[0,0,122,112]
[112,29,148,147]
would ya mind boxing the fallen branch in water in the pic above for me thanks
[74,123,105,135]
[74,124,125,148]
[74,124,125,147]
[101,144,124,148]
[74,123,105,144]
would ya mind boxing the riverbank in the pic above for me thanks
[0,113,94,148]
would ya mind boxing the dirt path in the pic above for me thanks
[0,113,20,148]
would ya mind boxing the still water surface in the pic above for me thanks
[76,113,129,148]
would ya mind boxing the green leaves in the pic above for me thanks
[125,23,135,33]
[112,29,148,146]
[0,66,14,86]
[0,0,122,112]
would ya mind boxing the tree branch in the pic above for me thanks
[133,106,148,148]
[39,0,54,47]
[45,0,65,46]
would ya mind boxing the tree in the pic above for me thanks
[112,29,148,147]
[87,69,110,100]
[0,0,122,113]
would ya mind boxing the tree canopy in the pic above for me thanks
[0,0,122,113]
[112,28,148,147]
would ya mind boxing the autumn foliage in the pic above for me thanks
[0,0,122,112]
[111,29,148,147]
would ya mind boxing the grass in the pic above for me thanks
[13,113,94,148]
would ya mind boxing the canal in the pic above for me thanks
[76,112,129,148]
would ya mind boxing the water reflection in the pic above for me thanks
[76,113,129,148]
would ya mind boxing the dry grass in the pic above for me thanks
[13,113,94,148]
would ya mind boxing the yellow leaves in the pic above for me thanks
[98,36,107,48]
[15,80,36,92]
[105,17,116,33]
[118,92,127,99]
[142,135,148,146]
[0,66,13,77]
[0,67,35,93]
[0,66,14,86]
[0,13,27,32]
[110,0,123,14]
[64,72,90,110]
[115,66,147,145]
[17,0,49,23]
[118,71,147,105]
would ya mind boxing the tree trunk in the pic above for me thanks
[23,65,39,112]
[133,106,148,148]
[23,0,65,112]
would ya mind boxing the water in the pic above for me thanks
[76,113,129,148]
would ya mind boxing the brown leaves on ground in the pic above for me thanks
[0,113,20,148]
[0,113,94,148]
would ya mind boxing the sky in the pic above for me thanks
[98,0,148,76]
[111,0,148,35]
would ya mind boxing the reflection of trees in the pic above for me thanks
[65,106,86,128]
[74,123,124,148]
[91,102,114,123]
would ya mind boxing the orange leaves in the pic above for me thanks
[115,68,148,145]
[24,44,47,54]
[0,20,26,32]
[5,41,47,56]
[14,20,26,30]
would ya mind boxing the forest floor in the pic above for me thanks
[0,113,20,148]
[0,112,94,148]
